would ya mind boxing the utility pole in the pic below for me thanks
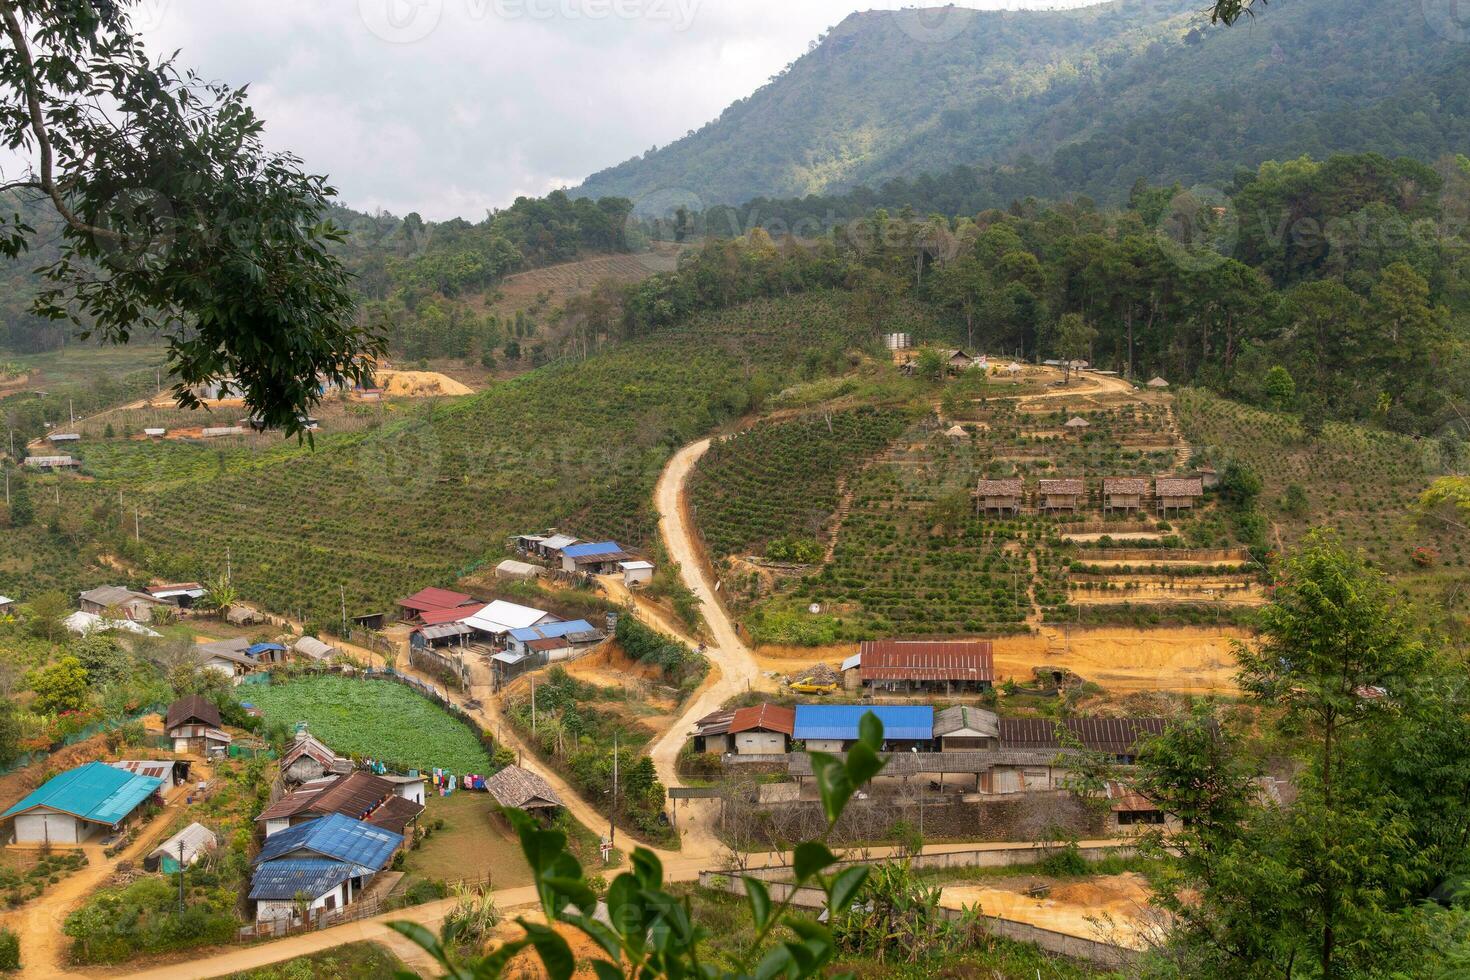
[226,545,232,584]
[609,731,619,852]
[134,506,140,543]
[340,584,347,636]
[531,677,537,736]
[177,839,186,914]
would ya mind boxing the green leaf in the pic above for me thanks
[745,875,773,928]
[631,846,665,889]
[753,945,795,980]
[857,711,885,750]
[826,866,868,914]
[793,841,837,882]
[590,961,624,980]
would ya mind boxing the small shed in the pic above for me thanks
[226,605,263,626]
[537,534,580,560]
[1155,476,1204,513]
[1038,478,1085,512]
[1146,377,1170,389]
[975,478,1024,516]
[485,766,563,812]
[619,560,654,588]
[166,695,232,756]
[147,582,206,609]
[947,349,975,372]
[560,541,632,575]
[0,596,12,616]
[1063,417,1091,433]
[689,709,736,754]
[47,432,80,443]
[729,704,795,755]
[23,455,78,469]
[293,636,339,662]
[933,706,1000,751]
[944,424,970,439]
[1103,477,1148,512]
[495,559,544,581]
[146,822,218,872]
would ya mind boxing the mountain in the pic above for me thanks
[573,0,1470,210]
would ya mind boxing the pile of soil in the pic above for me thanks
[377,370,474,397]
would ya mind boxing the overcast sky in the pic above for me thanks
[137,1,1101,221]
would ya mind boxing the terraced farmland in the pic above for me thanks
[688,407,909,560]
[58,292,940,623]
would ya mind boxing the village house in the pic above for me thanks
[250,813,403,923]
[947,349,975,372]
[111,758,192,787]
[848,639,994,695]
[792,705,934,753]
[933,705,1000,751]
[998,717,1167,764]
[729,704,795,756]
[688,709,736,754]
[255,771,423,838]
[146,582,207,609]
[504,619,604,660]
[23,454,78,470]
[560,541,634,575]
[280,730,352,785]
[1102,477,1148,513]
[145,822,218,872]
[246,641,290,666]
[1104,781,1172,833]
[193,637,261,682]
[975,478,1024,516]
[485,765,564,817]
[1155,476,1205,514]
[79,585,166,621]
[46,431,80,444]
[409,602,485,651]
[495,559,545,582]
[536,533,581,562]
[165,695,233,756]
[1,762,164,844]
[465,599,556,645]
[619,560,655,588]
[396,586,476,623]
[1038,478,1085,512]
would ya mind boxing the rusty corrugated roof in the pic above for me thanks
[998,717,1166,754]
[858,640,994,682]
[730,704,795,736]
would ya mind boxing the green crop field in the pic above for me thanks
[31,292,944,623]
[689,406,910,560]
[246,676,494,774]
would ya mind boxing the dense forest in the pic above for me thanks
[602,152,1470,437]
[575,0,1470,210]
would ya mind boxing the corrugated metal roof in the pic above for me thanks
[0,762,163,825]
[293,636,337,660]
[1105,781,1157,813]
[110,760,175,781]
[416,623,474,641]
[933,705,1000,738]
[257,772,395,823]
[249,858,355,901]
[281,734,341,770]
[254,813,401,871]
[149,822,218,863]
[397,587,473,611]
[841,653,861,671]
[363,795,424,834]
[417,603,486,627]
[540,534,579,551]
[508,620,599,643]
[858,640,993,682]
[166,695,222,731]
[562,541,626,559]
[465,600,551,634]
[998,718,1167,754]
[247,642,288,656]
[730,704,794,736]
[793,705,933,742]
[690,709,735,737]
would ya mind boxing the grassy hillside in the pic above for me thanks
[576,0,1470,208]
[25,293,946,623]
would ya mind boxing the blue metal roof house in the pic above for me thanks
[792,705,934,749]
[505,619,606,657]
[559,541,632,574]
[1,761,164,844]
[250,813,404,924]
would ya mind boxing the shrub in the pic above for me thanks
[0,928,17,971]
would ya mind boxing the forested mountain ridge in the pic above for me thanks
[574,0,1470,210]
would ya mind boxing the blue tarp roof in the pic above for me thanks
[246,642,287,656]
[249,858,355,901]
[0,761,163,825]
[561,541,624,559]
[508,619,597,643]
[793,705,934,742]
[254,813,401,873]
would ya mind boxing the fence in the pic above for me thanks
[0,703,169,776]
[698,856,1139,968]
[234,871,495,942]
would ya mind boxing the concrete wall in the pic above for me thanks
[805,739,845,753]
[13,809,85,844]
[736,732,786,755]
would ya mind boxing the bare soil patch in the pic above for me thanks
[940,871,1164,949]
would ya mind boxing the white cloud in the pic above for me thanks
[138,1,1103,219]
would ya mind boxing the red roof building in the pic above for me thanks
[397,587,477,619]
[730,704,795,736]
[856,639,994,693]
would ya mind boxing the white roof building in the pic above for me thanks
[494,559,544,580]
[540,534,579,554]
[293,636,339,661]
[148,822,218,867]
[465,600,556,636]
